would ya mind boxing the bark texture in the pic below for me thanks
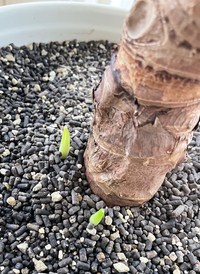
[84,0,200,206]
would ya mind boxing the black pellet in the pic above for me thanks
[0,242,5,253]
[23,115,29,127]
[17,183,29,190]
[69,120,81,127]
[79,248,87,262]
[10,241,19,250]
[35,209,49,215]
[160,244,170,256]
[84,238,96,247]
[55,113,65,124]
[48,232,57,248]
[105,241,114,254]
[42,215,51,227]
[17,232,28,241]
[150,216,161,226]
[14,225,27,237]
[77,261,90,271]
[160,220,175,231]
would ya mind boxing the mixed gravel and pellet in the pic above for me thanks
[0,40,200,274]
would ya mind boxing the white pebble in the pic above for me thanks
[140,257,148,263]
[39,228,45,234]
[32,173,42,180]
[173,269,180,274]
[11,87,18,91]
[12,130,18,136]
[17,107,23,113]
[69,216,76,224]
[88,67,96,72]
[110,231,120,241]
[58,250,63,260]
[42,76,49,81]
[13,269,20,274]
[34,84,41,91]
[21,268,29,274]
[12,78,18,85]
[0,168,9,176]
[69,146,74,152]
[86,228,97,235]
[78,193,82,202]
[105,216,112,226]
[27,43,33,50]
[33,182,42,192]
[5,114,11,119]
[60,106,65,112]
[33,258,47,272]
[193,236,199,242]
[169,252,177,261]
[99,44,105,50]
[77,164,82,169]
[3,183,10,190]
[13,119,21,126]
[45,244,51,250]
[17,242,28,254]
[126,209,133,217]
[172,235,181,245]
[41,49,48,56]
[51,191,63,202]
[2,149,10,157]
[49,71,56,77]
[147,232,156,242]
[5,54,15,62]
[6,197,16,206]
[113,262,129,272]
[117,253,127,261]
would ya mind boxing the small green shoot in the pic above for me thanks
[59,127,70,159]
[89,208,104,226]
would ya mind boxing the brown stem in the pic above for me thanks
[84,0,200,206]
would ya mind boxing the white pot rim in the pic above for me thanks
[0,1,128,12]
[0,1,127,47]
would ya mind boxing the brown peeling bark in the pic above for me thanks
[84,0,200,207]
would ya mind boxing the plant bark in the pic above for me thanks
[84,0,200,206]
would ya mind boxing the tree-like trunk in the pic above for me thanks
[84,0,200,207]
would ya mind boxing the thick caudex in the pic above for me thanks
[84,0,200,206]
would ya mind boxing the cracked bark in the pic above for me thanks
[84,0,200,206]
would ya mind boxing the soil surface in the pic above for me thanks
[0,41,200,274]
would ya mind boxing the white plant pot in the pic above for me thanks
[0,2,127,47]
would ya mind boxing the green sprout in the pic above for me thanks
[59,127,70,159]
[89,209,104,226]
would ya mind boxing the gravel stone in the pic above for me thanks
[32,258,47,272]
[105,216,112,225]
[117,252,127,260]
[113,262,129,272]
[51,192,62,202]
[110,231,120,241]
[6,197,16,206]
[17,243,28,254]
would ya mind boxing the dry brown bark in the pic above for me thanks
[84,0,200,206]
